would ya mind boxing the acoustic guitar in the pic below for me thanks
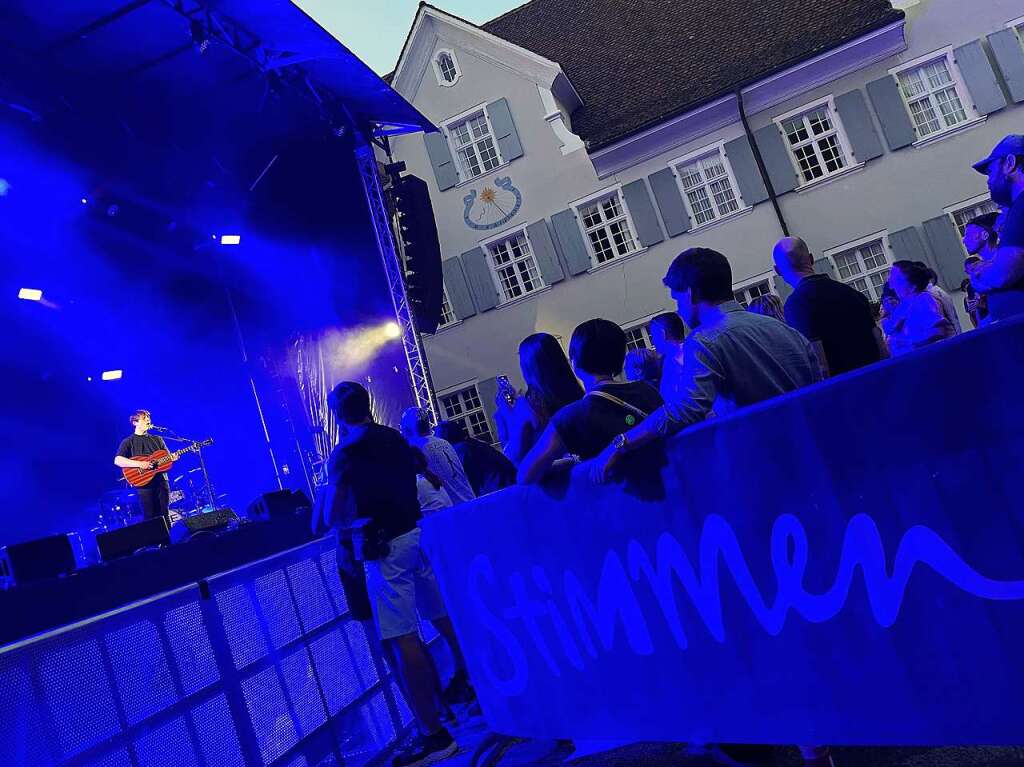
[122,438,214,488]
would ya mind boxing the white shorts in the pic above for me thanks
[363,528,447,640]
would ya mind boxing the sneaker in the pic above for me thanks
[392,727,457,767]
[442,670,476,706]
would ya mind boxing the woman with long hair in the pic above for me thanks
[884,260,956,356]
[496,332,583,464]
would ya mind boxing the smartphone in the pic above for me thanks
[496,375,516,406]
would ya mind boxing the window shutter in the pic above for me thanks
[621,180,664,248]
[775,276,794,304]
[834,89,884,163]
[866,76,916,150]
[423,131,459,191]
[648,168,691,237]
[813,258,836,279]
[922,215,967,291]
[460,247,499,312]
[550,209,592,275]
[526,219,565,286]
[954,40,1007,116]
[441,257,476,320]
[723,136,768,205]
[888,226,931,266]
[475,377,500,436]
[486,98,524,162]
[989,28,1024,103]
[753,125,798,196]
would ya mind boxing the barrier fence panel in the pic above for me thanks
[0,538,417,767]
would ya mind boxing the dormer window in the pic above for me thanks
[433,49,461,87]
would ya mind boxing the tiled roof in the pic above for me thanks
[475,0,903,150]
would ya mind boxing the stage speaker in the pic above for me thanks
[247,490,312,520]
[97,517,170,562]
[170,508,240,544]
[0,534,76,587]
[393,174,442,334]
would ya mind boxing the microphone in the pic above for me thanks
[149,425,170,432]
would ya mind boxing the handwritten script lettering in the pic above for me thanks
[468,513,1024,695]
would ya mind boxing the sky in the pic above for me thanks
[295,0,526,75]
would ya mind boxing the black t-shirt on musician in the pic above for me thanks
[327,423,422,542]
[117,433,169,488]
[551,381,664,460]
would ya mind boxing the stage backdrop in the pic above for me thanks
[422,317,1024,746]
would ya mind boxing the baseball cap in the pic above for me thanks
[972,134,1024,174]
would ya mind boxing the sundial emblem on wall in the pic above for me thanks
[462,176,523,231]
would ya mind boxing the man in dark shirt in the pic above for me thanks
[971,134,1024,321]
[518,318,663,483]
[312,382,461,767]
[434,419,515,496]
[113,409,170,522]
[773,236,883,375]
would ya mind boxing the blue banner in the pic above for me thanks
[422,318,1024,746]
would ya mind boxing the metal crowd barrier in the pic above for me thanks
[0,538,431,767]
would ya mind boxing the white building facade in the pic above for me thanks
[381,0,1024,442]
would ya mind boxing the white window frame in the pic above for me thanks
[432,48,461,87]
[623,320,654,351]
[443,102,505,184]
[479,224,547,305]
[732,272,779,309]
[773,95,862,187]
[568,183,644,269]
[823,230,894,302]
[944,193,1000,253]
[667,140,750,231]
[1008,15,1024,36]
[437,285,458,329]
[438,383,494,444]
[888,47,982,146]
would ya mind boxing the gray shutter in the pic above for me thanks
[834,89,884,163]
[526,219,565,286]
[621,179,664,248]
[753,124,798,195]
[550,209,592,275]
[775,276,794,304]
[954,40,1007,116]
[866,76,916,150]
[423,131,458,191]
[648,168,691,237]
[888,226,930,265]
[989,28,1024,103]
[724,136,768,205]
[441,257,476,320]
[486,98,524,162]
[813,258,836,279]
[475,377,500,437]
[461,247,499,312]
[923,215,967,291]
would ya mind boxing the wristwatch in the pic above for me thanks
[612,433,629,451]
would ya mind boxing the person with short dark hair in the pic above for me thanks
[884,260,956,355]
[114,409,170,522]
[964,211,1000,261]
[970,135,1024,320]
[400,407,475,505]
[649,311,686,355]
[591,248,821,482]
[773,236,883,376]
[517,319,662,484]
[495,333,584,465]
[314,382,465,766]
[433,419,516,496]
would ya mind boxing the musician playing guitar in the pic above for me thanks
[113,409,169,522]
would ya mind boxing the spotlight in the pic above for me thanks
[384,321,401,339]
[81,197,88,205]
[101,370,123,381]
[18,288,42,301]
[220,234,241,245]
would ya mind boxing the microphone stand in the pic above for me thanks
[155,428,217,512]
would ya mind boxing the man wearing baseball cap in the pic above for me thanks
[970,134,1024,321]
